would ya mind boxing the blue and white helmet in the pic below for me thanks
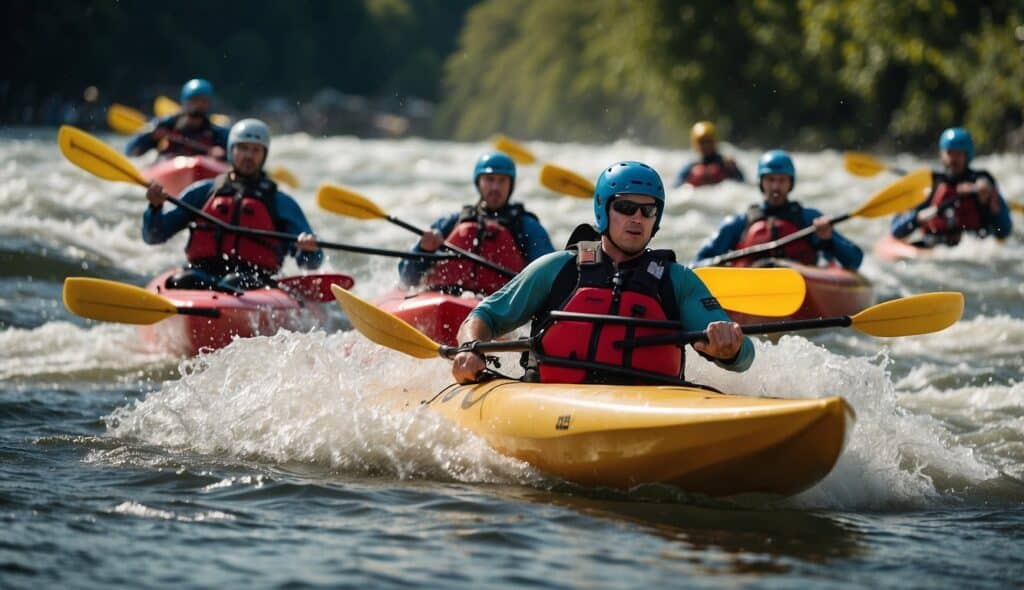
[227,119,271,164]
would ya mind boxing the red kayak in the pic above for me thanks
[138,269,353,356]
[144,155,228,196]
[873,234,932,262]
[375,289,481,346]
[727,259,874,324]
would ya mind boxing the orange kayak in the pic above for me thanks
[728,259,874,323]
[144,155,227,196]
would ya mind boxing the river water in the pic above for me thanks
[2,128,1022,588]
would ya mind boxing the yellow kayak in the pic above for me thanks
[390,379,854,496]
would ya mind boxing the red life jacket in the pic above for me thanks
[185,173,283,272]
[157,115,219,157]
[534,244,683,384]
[421,204,531,295]
[686,161,729,187]
[732,202,818,266]
[923,174,985,243]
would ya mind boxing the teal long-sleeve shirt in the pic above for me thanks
[469,250,755,372]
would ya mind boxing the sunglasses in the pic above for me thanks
[610,199,659,218]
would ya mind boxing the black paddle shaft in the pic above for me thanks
[384,215,517,278]
[700,213,852,267]
[615,315,854,348]
[165,195,457,262]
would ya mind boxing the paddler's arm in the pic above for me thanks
[673,265,754,371]
[891,175,936,238]
[692,213,746,265]
[976,173,1013,238]
[804,207,864,270]
[274,191,323,270]
[125,115,175,157]
[141,179,212,244]
[397,213,459,287]
[453,251,574,383]
[672,161,696,188]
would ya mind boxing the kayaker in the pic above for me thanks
[398,151,555,294]
[451,161,753,385]
[693,150,863,269]
[125,78,228,160]
[672,121,745,188]
[889,127,1012,247]
[142,118,322,291]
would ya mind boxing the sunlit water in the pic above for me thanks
[2,128,1022,588]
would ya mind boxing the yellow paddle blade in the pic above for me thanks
[1010,202,1024,214]
[851,292,963,337]
[211,113,232,127]
[843,152,887,177]
[331,285,441,359]
[58,126,148,186]
[316,183,387,220]
[851,168,932,218]
[154,96,230,126]
[492,135,536,165]
[270,166,300,189]
[693,267,806,317]
[63,277,178,325]
[154,96,180,117]
[540,164,594,199]
[107,103,147,135]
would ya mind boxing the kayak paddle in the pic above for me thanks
[616,291,964,348]
[843,152,908,177]
[491,135,537,165]
[332,286,962,361]
[63,277,221,325]
[539,163,594,199]
[154,95,232,127]
[106,104,149,135]
[316,183,518,278]
[697,168,932,266]
[56,126,452,262]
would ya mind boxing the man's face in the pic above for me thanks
[941,149,967,176]
[697,137,716,157]
[761,174,792,207]
[607,194,659,255]
[477,173,512,210]
[232,143,266,176]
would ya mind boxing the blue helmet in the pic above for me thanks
[938,127,974,162]
[593,161,665,233]
[473,152,516,196]
[181,78,214,104]
[757,149,796,192]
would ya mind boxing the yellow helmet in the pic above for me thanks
[691,121,717,149]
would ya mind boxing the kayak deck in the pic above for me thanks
[138,270,324,356]
[375,289,480,346]
[387,379,853,496]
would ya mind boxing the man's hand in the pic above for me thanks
[452,350,486,384]
[419,229,444,252]
[296,232,319,252]
[145,181,170,208]
[208,146,226,159]
[812,216,833,240]
[692,321,743,360]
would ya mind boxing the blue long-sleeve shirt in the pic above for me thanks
[890,168,1012,241]
[673,152,745,188]
[470,250,754,372]
[142,178,324,270]
[694,202,864,270]
[125,114,229,158]
[398,205,555,287]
